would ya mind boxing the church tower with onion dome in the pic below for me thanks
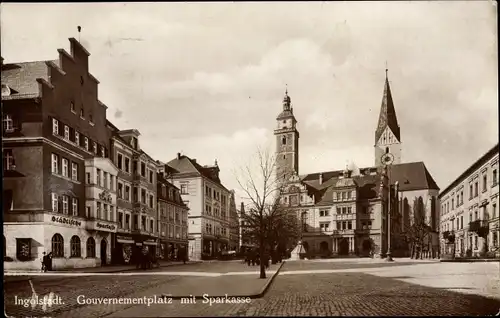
[274,87,300,179]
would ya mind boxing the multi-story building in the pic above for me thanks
[156,171,189,260]
[2,38,114,269]
[277,72,440,258]
[107,122,160,264]
[228,190,239,251]
[238,202,253,250]
[164,154,233,260]
[439,144,499,257]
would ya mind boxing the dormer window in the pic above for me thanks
[70,101,75,113]
[89,114,94,125]
[80,108,84,118]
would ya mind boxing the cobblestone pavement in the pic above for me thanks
[100,272,500,317]
[281,260,433,272]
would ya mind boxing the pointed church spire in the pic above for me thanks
[375,67,400,143]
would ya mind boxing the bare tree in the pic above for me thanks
[234,147,294,278]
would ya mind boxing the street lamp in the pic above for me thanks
[381,152,395,261]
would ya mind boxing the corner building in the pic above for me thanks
[278,73,440,258]
[163,154,233,260]
[439,144,499,257]
[2,38,116,270]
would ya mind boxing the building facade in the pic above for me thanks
[157,172,189,260]
[107,123,160,264]
[277,72,440,258]
[439,144,499,257]
[164,154,233,260]
[2,38,115,270]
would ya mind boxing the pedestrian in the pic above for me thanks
[47,252,53,271]
[41,252,47,272]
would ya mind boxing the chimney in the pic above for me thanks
[319,173,323,185]
[177,153,181,159]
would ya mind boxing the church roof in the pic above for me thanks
[276,109,295,120]
[375,74,400,143]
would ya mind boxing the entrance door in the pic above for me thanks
[319,241,329,255]
[338,238,349,256]
[101,239,107,266]
[362,239,372,255]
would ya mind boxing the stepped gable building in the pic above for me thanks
[163,153,235,260]
[277,71,440,258]
[2,38,118,270]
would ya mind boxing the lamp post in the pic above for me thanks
[381,152,395,261]
[387,181,399,262]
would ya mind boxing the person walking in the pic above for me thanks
[40,252,47,272]
[46,252,53,271]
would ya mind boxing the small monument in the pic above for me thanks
[290,240,306,260]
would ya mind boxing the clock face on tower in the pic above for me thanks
[381,153,394,165]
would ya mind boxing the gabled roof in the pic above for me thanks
[166,155,229,192]
[300,161,439,206]
[1,60,56,98]
[375,75,400,143]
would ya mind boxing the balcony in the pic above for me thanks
[469,219,489,232]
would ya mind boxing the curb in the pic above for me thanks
[4,261,202,285]
[440,259,500,263]
[160,261,285,300]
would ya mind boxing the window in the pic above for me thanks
[117,154,123,169]
[89,114,94,124]
[150,220,154,232]
[281,136,286,145]
[80,108,84,118]
[133,215,138,230]
[72,198,78,216]
[493,169,498,186]
[347,191,351,199]
[493,203,497,219]
[70,236,81,257]
[456,218,459,230]
[92,142,98,154]
[142,216,146,230]
[149,194,154,208]
[141,189,146,204]
[181,184,188,194]
[474,210,478,220]
[51,234,64,257]
[3,114,13,132]
[125,185,130,201]
[86,237,95,257]
[320,222,330,231]
[451,199,454,210]
[64,126,69,140]
[16,238,31,261]
[460,191,463,205]
[118,183,123,198]
[149,170,154,183]
[100,146,105,158]
[469,184,473,200]
[141,162,146,177]
[483,175,487,192]
[474,182,478,197]
[126,214,130,229]
[110,175,114,191]
[347,221,352,230]
[62,195,69,214]
[75,131,80,145]
[347,207,352,214]
[97,202,101,219]
[71,162,78,181]
[474,236,478,249]
[336,192,340,200]
[84,137,89,151]
[96,169,102,186]
[125,158,130,173]
[103,172,108,189]
[51,153,59,174]
[52,193,58,212]
[460,215,463,229]
[3,149,14,170]
[70,101,75,112]
[52,118,59,134]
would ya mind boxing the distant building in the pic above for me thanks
[238,202,253,250]
[275,72,440,258]
[156,171,189,260]
[228,190,239,251]
[438,144,499,257]
[163,153,234,260]
[2,38,116,270]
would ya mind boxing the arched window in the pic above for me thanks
[301,212,308,232]
[70,235,81,257]
[282,136,286,145]
[51,234,64,257]
[86,237,96,258]
[385,147,389,154]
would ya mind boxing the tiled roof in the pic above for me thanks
[276,109,295,120]
[1,60,54,97]
[302,161,438,206]
[167,155,230,192]
[375,76,400,143]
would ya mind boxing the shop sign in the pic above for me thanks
[86,220,118,233]
[143,239,157,246]
[47,214,84,228]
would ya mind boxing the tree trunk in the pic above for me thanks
[259,235,266,279]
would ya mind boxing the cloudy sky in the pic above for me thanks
[1,2,497,203]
